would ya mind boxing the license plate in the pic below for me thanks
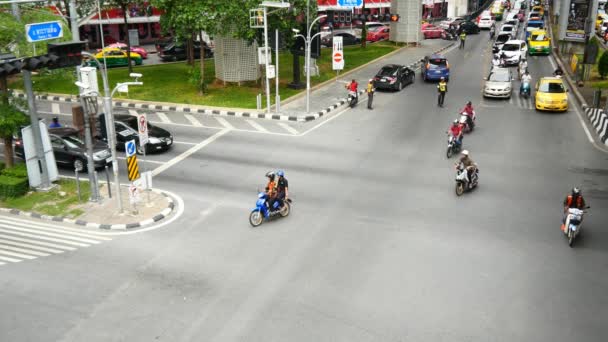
[435,70,441,74]
[380,79,386,82]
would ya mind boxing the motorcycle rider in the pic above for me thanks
[561,187,586,232]
[518,58,528,80]
[461,101,475,130]
[455,150,477,184]
[491,54,501,68]
[448,120,463,147]
[346,79,359,102]
[489,24,496,39]
[521,70,532,94]
[264,171,278,210]
[437,77,448,107]
[554,66,564,78]
[276,170,289,208]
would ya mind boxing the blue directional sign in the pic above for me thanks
[25,21,63,43]
[337,0,363,7]
[125,140,137,158]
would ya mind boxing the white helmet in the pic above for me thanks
[369,79,374,82]
[461,150,469,156]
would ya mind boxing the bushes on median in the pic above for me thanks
[0,164,29,199]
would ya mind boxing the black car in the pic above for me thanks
[459,21,480,34]
[15,127,112,171]
[321,32,360,47]
[112,114,173,154]
[373,64,414,91]
[493,33,511,53]
[159,41,213,61]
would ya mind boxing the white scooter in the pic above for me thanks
[459,111,476,133]
[454,163,479,196]
[563,207,590,247]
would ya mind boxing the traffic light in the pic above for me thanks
[390,14,400,22]
[47,41,86,69]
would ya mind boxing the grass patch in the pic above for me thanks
[9,43,399,109]
[1,179,91,218]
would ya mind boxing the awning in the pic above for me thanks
[81,15,161,25]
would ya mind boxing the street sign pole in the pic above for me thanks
[136,113,151,204]
[22,70,50,190]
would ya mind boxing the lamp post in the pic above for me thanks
[80,51,143,212]
[293,14,327,114]
[74,82,101,202]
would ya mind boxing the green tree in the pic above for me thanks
[598,51,608,79]
[105,0,144,73]
[0,94,30,168]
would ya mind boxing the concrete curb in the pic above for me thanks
[0,188,176,230]
[582,106,608,146]
[299,41,457,121]
[12,42,456,123]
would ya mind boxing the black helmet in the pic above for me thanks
[266,171,275,180]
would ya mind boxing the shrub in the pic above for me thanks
[598,51,608,79]
[1,163,28,179]
[0,162,5,172]
[0,175,29,199]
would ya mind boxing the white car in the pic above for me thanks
[484,67,513,98]
[478,15,495,29]
[499,24,517,39]
[504,19,520,31]
[498,40,528,66]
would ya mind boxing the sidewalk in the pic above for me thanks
[279,39,455,120]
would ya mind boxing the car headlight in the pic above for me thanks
[149,137,162,144]
[505,87,511,91]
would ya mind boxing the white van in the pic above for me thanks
[478,15,495,29]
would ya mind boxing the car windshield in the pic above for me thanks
[428,58,447,68]
[539,82,566,93]
[63,135,85,149]
[501,43,520,51]
[496,34,510,43]
[378,66,398,76]
[368,26,384,32]
[488,72,510,82]
[122,117,139,130]
[507,21,518,25]
[530,33,547,41]
[501,26,513,32]
[528,22,543,29]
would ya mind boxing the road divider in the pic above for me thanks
[583,106,608,146]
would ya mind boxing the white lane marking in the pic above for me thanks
[0,216,108,237]
[0,249,37,260]
[172,141,198,146]
[0,228,90,247]
[152,129,231,177]
[0,234,73,251]
[0,217,112,241]
[116,156,165,165]
[128,109,138,116]
[0,224,100,244]
[156,112,171,124]
[51,103,61,114]
[278,123,299,135]
[0,261,5,265]
[184,114,203,127]
[0,243,50,257]
[0,255,21,263]
[245,119,269,133]
[215,117,234,130]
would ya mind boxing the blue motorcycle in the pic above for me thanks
[520,81,530,98]
[249,192,291,227]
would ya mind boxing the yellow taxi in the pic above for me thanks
[88,48,143,68]
[527,30,551,55]
[535,77,568,112]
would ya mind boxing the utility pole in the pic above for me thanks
[79,96,100,201]
[22,70,51,189]
[69,0,80,41]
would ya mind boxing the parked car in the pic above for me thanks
[498,24,517,39]
[458,21,481,34]
[105,43,148,59]
[112,115,173,154]
[159,41,213,62]
[498,40,527,66]
[535,77,568,112]
[527,29,551,55]
[421,54,450,81]
[439,17,466,30]
[373,64,414,91]
[478,15,495,29]
[483,67,513,98]
[366,25,389,42]
[14,127,112,171]
[493,33,512,53]
[87,48,143,68]
[421,24,445,39]
[321,32,360,47]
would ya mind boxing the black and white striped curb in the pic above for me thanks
[583,106,608,146]
[13,42,456,123]
[301,42,457,121]
[0,190,175,230]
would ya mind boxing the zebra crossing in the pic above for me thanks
[481,95,534,110]
[0,215,112,266]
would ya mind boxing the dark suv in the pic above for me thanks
[15,127,112,171]
[373,64,414,91]
[159,41,213,61]
[107,114,173,154]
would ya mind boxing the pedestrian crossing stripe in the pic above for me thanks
[126,155,140,181]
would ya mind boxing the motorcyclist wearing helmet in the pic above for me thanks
[561,187,586,232]
[491,54,501,67]
[448,120,463,146]
[461,101,475,129]
[518,58,528,80]
[455,150,476,183]
[346,79,359,101]
[521,70,532,84]
[276,170,289,208]
[554,66,564,77]
[265,171,277,209]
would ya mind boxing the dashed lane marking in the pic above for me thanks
[51,102,60,115]
[245,119,269,133]
[278,123,299,135]
[184,114,203,127]
[215,117,234,130]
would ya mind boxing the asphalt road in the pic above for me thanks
[1,29,608,341]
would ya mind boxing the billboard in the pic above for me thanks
[565,0,590,41]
